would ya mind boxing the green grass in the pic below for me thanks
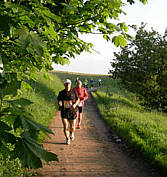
[20,72,64,141]
[0,155,38,177]
[92,79,167,171]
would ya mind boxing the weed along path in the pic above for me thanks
[38,91,162,177]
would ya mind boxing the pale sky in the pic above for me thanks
[52,0,167,75]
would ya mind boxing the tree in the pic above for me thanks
[110,23,167,110]
[0,0,148,80]
[0,0,148,169]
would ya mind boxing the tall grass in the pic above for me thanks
[21,72,64,141]
[92,79,167,171]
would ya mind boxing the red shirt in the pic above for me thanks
[72,87,88,107]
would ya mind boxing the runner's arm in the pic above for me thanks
[83,89,88,100]
[72,98,80,109]
[57,92,63,109]
[72,90,80,109]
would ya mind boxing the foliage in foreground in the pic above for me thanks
[92,80,167,171]
[0,72,64,174]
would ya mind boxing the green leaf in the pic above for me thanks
[21,81,33,90]
[103,34,110,41]
[52,56,70,65]
[14,114,54,135]
[118,23,128,32]
[6,98,33,107]
[22,132,58,161]
[127,0,135,4]
[127,0,147,5]
[112,35,127,47]
[0,73,21,96]
[12,132,58,169]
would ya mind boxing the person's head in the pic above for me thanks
[77,80,82,88]
[64,79,71,91]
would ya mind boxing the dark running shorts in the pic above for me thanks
[78,106,83,113]
[61,108,77,120]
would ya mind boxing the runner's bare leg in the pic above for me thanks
[69,119,76,134]
[78,113,82,126]
[76,111,79,127]
[62,118,70,139]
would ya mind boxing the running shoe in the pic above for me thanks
[66,138,70,145]
[70,133,75,141]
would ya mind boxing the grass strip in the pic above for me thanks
[92,81,167,171]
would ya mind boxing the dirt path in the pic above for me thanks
[38,92,163,177]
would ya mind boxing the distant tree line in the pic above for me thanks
[109,23,167,111]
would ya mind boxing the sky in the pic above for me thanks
[52,0,167,75]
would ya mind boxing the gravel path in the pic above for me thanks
[38,92,163,177]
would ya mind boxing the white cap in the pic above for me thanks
[64,79,71,84]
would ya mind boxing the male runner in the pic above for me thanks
[73,80,88,129]
[98,78,102,87]
[90,78,94,88]
[58,79,79,145]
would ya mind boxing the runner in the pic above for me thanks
[73,80,88,129]
[90,78,94,89]
[83,79,87,88]
[85,79,88,89]
[58,79,80,145]
[98,78,102,87]
[75,77,79,84]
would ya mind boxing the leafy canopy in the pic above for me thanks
[0,0,148,81]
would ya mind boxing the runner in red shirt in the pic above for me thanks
[72,80,88,129]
